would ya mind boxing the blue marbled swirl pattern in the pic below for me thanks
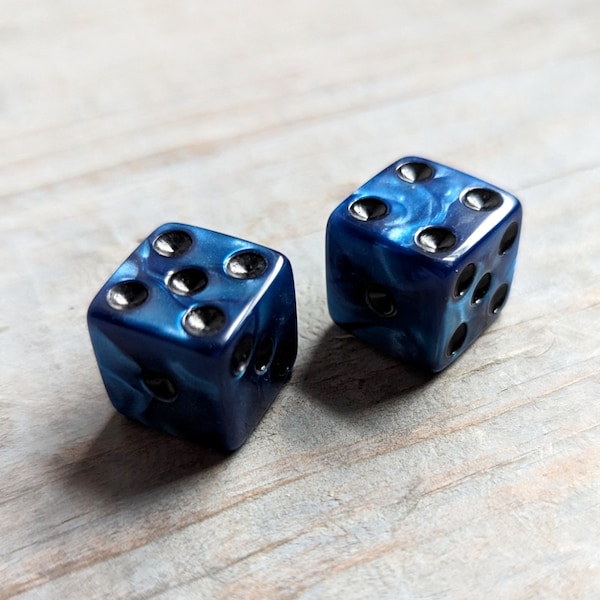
[88,223,298,450]
[326,157,522,372]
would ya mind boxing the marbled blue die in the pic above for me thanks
[326,157,522,372]
[88,223,297,450]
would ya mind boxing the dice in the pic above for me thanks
[87,223,298,450]
[326,157,522,372]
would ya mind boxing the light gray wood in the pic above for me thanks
[1,0,599,597]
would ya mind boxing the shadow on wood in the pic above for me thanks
[296,324,435,416]
[65,411,229,502]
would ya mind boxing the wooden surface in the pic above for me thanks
[1,0,599,598]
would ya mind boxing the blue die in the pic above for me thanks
[88,223,298,450]
[326,157,522,372]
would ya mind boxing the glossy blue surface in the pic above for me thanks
[88,223,298,450]
[326,157,522,372]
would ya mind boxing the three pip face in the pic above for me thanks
[87,157,522,449]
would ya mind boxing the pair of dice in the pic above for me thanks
[88,157,522,450]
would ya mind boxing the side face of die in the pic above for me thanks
[326,157,522,372]
[87,223,298,450]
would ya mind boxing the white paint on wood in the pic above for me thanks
[1,0,599,597]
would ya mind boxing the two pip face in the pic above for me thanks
[88,157,522,449]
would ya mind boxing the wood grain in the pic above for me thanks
[1,0,599,597]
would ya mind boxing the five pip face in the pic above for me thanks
[88,157,522,448]
[87,223,298,451]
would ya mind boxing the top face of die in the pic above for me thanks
[88,223,290,355]
[328,156,522,269]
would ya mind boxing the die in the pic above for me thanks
[87,223,298,450]
[325,157,522,372]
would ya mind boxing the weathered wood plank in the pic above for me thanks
[1,0,599,597]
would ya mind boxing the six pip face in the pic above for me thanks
[325,157,522,373]
[88,158,522,447]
